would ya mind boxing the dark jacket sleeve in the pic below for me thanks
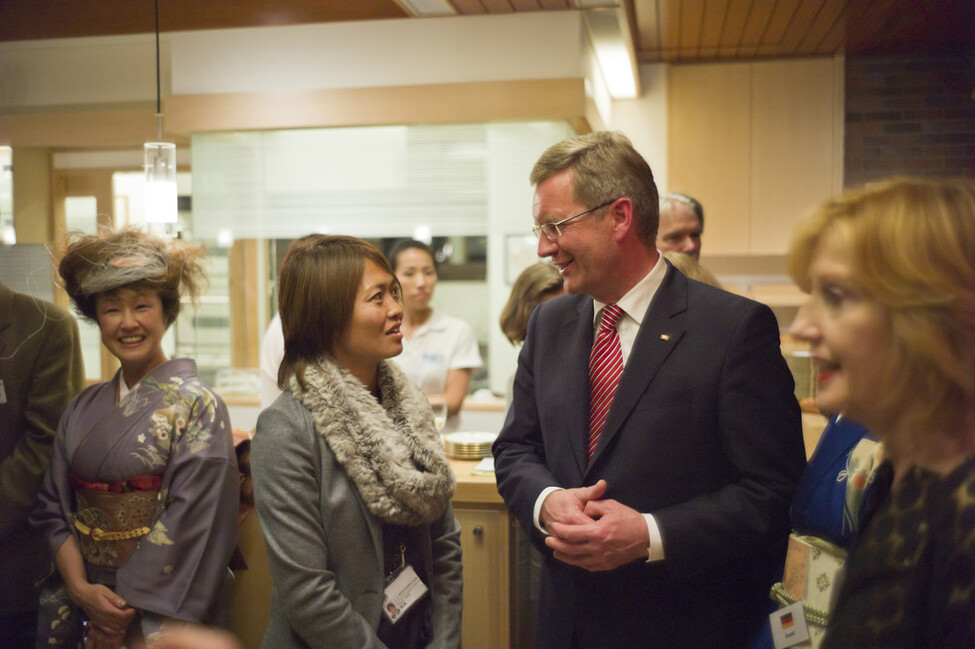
[650,300,805,573]
[0,297,84,541]
[427,502,463,648]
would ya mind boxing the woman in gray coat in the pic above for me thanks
[251,235,462,649]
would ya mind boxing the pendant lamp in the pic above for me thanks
[144,0,177,225]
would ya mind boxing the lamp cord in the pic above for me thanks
[154,0,162,140]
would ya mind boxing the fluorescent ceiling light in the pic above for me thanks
[585,8,638,99]
[396,0,457,16]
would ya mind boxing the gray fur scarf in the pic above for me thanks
[290,357,456,526]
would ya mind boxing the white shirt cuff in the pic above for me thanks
[533,486,564,535]
[643,513,666,562]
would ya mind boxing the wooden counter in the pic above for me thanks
[449,458,503,504]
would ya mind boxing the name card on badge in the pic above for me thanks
[770,601,810,649]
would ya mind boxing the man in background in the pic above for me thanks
[0,280,84,649]
[657,191,704,259]
[493,131,804,648]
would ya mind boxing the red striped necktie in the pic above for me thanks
[588,303,624,459]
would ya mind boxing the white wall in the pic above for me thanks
[0,13,586,111]
[485,121,575,395]
[171,12,585,94]
[0,35,159,109]
[608,63,669,193]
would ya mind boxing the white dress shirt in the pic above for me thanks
[533,254,669,562]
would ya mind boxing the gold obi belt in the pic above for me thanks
[69,474,162,569]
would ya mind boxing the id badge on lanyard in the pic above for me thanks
[382,542,428,624]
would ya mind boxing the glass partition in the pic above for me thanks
[185,120,573,397]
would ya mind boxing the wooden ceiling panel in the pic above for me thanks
[815,10,847,55]
[636,0,975,63]
[719,0,754,58]
[537,0,573,8]
[657,0,682,60]
[632,0,661,53]
[677,0,706,60]
[760,0,802,49]
[449,0,489,15]
[697,1,728,55]
[736,0,777,58]
[480,0,517,13]
[842,0,900,53]
[0,0,970,65]
[510,0,544,11]
[779,1,829,55]
[794,0,844,56]
[0,0,408,41]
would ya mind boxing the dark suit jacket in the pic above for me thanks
[493,263,806,649]
[0,282,84,614]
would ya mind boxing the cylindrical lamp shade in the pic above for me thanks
[144,142,177,224]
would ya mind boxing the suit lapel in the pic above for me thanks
[586,266,688,472]
[560,298,596,479]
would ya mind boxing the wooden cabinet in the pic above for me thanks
[226,512,272,649]
[449,458,516,649]
[453,505,512,649]
[668,57,844,255]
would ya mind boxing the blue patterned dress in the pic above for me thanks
[753,415,886,648]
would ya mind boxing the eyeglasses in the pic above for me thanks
[531,198,618,241]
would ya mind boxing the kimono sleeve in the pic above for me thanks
[30,401,82,562]
[116,386,239,622]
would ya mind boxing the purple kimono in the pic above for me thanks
[32,358,238,645]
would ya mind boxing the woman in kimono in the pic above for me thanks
[753,414,884,649]
[788,177,975,648]
[32,228,239,649]
[251,234,462,649]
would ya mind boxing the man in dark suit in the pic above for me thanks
[492,131,806,649]
[0,280,84,649]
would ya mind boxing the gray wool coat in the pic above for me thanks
[252,388,463,649]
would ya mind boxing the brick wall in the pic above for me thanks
[845,53,975,188]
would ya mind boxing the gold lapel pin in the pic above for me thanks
[660,334,671,341]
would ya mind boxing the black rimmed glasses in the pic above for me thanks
[531,198,619,241]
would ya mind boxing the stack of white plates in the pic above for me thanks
[443,431,497,460]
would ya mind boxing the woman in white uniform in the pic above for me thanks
[388,240,481,417]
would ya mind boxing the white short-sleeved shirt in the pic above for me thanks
[391,308,482,395]
[259,313,285,408]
